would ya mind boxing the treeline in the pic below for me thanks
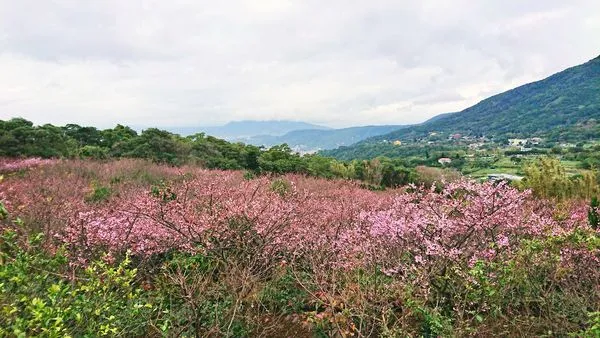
[0,118,420,188]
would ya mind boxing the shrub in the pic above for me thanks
[85,182,112,203]
[243,170,256,180]
[270,178,292,196]
[0,229,159,337]
[589,196,599,230]
[79,145,108,160]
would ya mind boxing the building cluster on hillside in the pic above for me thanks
[381,132,519,150]
[446,133,489,143]
[508,137,543,147]
[468,142,485,150]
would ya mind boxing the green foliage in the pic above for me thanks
[258,144,307,174]
[0,200,8,220]
[258,268,309,314]
[150,181,177,202]
[0,230,157,337]
[85,182,112,203]
[151,252,250,337]
[270,178,292,196]
[2,118,390,185]
[520,157,600,200]
[0,117,435,190]
[306,155,336,178]
[589,196,600,230]
[242,170,256,180]
[453,229,600,335]
[0,119,75,158]
[124,128,185,165]
[79,145,108,160]
[576,311,600,337]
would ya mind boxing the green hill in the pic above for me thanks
[323,55,600,159]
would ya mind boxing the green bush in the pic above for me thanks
[258,268,309,314]
[577,311,600,337]
[443,229,600,335]
[151,252,249,337]
[270,178,292,196]
[79,145,108,160]
[0,230,159,337]
[243,170,256,180]
[589,196,599,230]
[85,182,112,203]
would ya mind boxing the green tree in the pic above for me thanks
[258,144,307,174]
[124,128,185,164]
[521,157,599,200]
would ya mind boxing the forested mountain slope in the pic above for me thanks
[324,55,600,159]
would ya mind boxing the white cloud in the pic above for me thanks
[0,0,599,128]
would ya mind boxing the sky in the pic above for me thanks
[0,0,599,129]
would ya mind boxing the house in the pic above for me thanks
[449,133,462,140]
[438,158,452,165]
[393,140,402,146]
[508,138,528,146]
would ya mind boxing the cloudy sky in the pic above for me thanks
[1,0,599,129]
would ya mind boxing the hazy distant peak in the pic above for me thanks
[167,120,329,138]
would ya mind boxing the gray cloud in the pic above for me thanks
[0,0,599,128]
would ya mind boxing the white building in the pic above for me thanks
[487,174,523,182]
[508,138,528,146]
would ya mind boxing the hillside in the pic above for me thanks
[168,120,330,138]
[242,125,406,151]
[324,55,600,159]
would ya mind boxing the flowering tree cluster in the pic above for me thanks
[1,159,599,335]
[362,181,544,270]
[59,170,392,266]
[1,159,596,270]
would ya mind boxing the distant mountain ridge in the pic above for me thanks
[168,120,330,139]
[324,55,600,159]
[242,125,407,152]
[167,120,406,152]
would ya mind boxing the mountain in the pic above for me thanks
[324,55,600,159]
[243,125,407,152]
[168,120,330,139]
[422,112,455,124]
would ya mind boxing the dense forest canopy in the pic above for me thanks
[0,117,419,188]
